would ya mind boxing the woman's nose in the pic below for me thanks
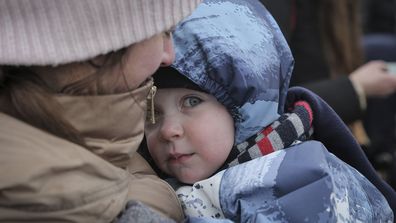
[160,33,175,67]
[159,115,184,141]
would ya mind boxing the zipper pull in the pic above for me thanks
[147,85,157,124]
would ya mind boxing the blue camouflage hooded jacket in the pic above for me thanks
[157,0,395,222]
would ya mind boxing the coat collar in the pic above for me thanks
[55,79,153,168]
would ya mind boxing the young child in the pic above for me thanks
[146,65,313,182]
[145,68,236,185]
[143,0,395,222]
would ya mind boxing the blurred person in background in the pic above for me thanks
[361,0,396,189]
[261,0,396,189]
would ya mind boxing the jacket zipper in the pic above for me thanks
[147,85,157,124]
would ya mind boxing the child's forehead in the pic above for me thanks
[156,88,211,99]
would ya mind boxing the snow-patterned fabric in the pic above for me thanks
[172,0,293,144]
[168,0,394,222]
[180,141,393,223]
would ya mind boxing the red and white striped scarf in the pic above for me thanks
[222,100,314,169]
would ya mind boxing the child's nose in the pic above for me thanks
[159,115,184,141]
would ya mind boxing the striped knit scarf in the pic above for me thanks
[221,100,314,169]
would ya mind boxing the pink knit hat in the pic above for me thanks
[0,0,201,66]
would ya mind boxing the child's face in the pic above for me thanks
[145,88,234,184]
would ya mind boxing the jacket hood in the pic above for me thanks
[172,0,294,144]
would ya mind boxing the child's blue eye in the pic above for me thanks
[183,96,202,107]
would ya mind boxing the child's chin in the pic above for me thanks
[180,174,208,185]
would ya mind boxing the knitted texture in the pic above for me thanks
[0,0,201,66]
[222,100,314,169]
[115,201,176,223]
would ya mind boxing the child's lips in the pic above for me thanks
[168,153,194,164]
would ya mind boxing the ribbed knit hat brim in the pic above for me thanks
[0,0,201,66]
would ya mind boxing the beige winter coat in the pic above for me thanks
[0,80,184,222]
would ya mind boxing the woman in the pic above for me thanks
[260,0,396,124]
[0,0,201,222]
